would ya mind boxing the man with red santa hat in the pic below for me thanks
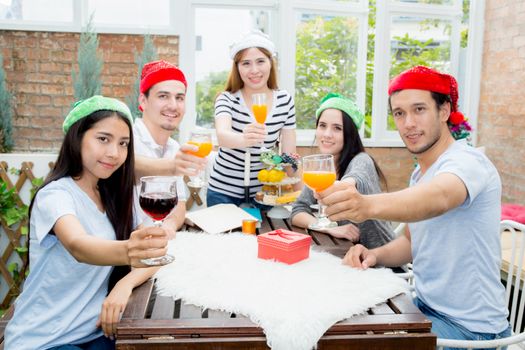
[133,60,206,232]
[319,66,511,343]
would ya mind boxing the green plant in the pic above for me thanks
[195,70,229,127]
[126,34,158,119]
[0,176,42,311]
[0,181,27,227]
[72,14,103,101]
[0,53,14,152]
[295,16,359,129]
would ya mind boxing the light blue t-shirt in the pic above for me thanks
[409,141,508,333]
[5,177,116,350]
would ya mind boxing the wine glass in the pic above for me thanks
[252,93,268,152]
[186,129,212,188]
[302,154,337,230]
[139,176,178,266]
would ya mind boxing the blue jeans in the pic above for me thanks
[414,297,511,350]
[206,188,271,211]
[47,335,115,350]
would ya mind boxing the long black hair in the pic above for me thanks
[315,110,387,190]
[29,109,136,253]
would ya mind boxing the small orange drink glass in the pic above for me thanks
[302,154,337,230]
[302,171,336,192]
[251,93,269,151]
[187,140,213,158]
[186,130,212,188]
[252,104,267,124]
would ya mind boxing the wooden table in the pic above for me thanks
[116,212,435,349]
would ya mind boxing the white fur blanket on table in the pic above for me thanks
[155,232,409,350]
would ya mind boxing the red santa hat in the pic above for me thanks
[388,65,465,125]
[139,60,187,94]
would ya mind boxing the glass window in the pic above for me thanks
[295,13,360,129]
[394,0,453,4]
[88,0,170,27]
[387,15,452,130]
[194,7,271,128]
[0,0,73,22]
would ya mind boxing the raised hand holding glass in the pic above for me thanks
[186,130,212,188]
[251,93,268,151]
[302,154,337,230]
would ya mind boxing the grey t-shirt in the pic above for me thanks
[291,152,394,248]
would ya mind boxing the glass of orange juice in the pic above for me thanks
[302,154,337,230]
[251,93,268,151]
[186,130,212,188]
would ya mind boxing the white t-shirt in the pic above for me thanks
[5,177,118,349]
[409,141,508,333]
[133,118,187,225]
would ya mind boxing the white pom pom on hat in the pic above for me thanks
[229,29,276,59]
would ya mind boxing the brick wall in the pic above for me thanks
[479,0,525,204]
[0,30,179,151]
[0,29,414,192]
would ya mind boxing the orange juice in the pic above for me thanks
[252,104,267,124]
[242,219,257,234]
[187,141,212,158]
[303,171,336,192]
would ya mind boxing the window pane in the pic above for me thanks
[0,0,73,22]
[88,0,170,26]
[394,0,453,4]
[195,8,271,128]
[295,14,360,129]
[387,16,452,130]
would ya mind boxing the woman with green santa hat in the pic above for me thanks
[5,95,169,350]
[291,93,394,248]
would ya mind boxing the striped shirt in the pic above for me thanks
[209,89,296,198]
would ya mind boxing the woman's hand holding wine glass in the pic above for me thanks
[242,123,266,148]
[138,176,178,266]
[127,226,170,268]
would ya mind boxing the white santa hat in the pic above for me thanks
[229,29,276,59]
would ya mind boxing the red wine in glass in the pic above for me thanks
[139,192,178,221]
[139,176,178,266]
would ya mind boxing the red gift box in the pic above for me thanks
[257,229,312,264]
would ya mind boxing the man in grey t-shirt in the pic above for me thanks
[319,66,510,343]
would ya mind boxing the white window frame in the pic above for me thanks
[177,0,279,145]
[0,0,485,147]
[281,1,369,147]
[371,0,485,147]
[0,0,179,34]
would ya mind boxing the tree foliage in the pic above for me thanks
[126,34,158,119]
[72,14,103,101]
[195,70,229,128]
[0,53,13,152]
[295,16,359,129]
